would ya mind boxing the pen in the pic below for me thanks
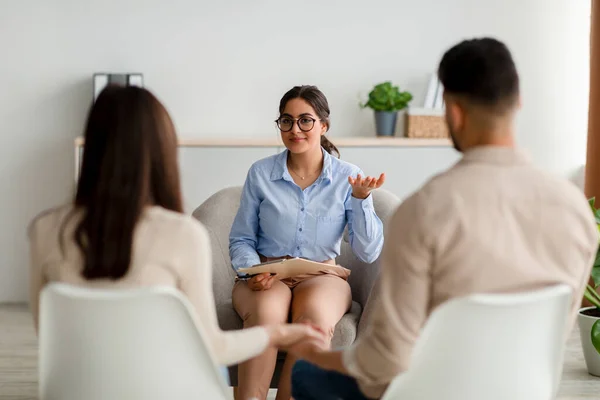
[235,273,276,282]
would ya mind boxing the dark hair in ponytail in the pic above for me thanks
[320,135,339,157]
[279,85,340,158]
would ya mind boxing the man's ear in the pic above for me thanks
[445,95,465,132]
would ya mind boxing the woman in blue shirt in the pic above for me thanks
[229,85,385,400]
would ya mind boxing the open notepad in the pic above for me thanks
[238,258,350,280]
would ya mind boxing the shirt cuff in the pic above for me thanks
[350,194,375,240]
[351,193,375,212]
[233,254,262,273]
[217,326,270,366]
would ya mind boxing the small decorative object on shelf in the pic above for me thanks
[405,107,449,138]
[361,81,412,136]
[93,73,144,102]
[423,72,445,111]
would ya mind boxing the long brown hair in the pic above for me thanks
[71,85,183,280]
[278,85,340,158]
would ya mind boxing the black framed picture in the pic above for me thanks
[93,73,144,101]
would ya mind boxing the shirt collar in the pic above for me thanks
[270,147,333,183]
[461,146,531,166]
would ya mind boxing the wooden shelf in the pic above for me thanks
[74,136,452,148]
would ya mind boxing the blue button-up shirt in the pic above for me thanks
[229,148,384,273]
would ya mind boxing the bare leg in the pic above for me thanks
[233,280,292,400]
[275,274,351,400]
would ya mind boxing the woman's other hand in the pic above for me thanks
[248,273,276,291]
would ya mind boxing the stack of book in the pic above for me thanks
[404,73,448,138]
[423,73,445,110]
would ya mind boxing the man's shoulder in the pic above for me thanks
[399,161,588,217]
[514,166,591,213]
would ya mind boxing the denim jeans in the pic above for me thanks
[291,360,370,400]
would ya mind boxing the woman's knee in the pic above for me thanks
[290,277,351,339]
[243,305,289,327]
[291,314,336,340]
[232,281,292,326]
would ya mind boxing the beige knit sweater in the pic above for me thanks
[28,205,269,366]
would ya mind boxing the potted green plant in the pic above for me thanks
[578,197,600,376]
[361,81,412,136]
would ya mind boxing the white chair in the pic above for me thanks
[381,284,572,400]
[38,282,231,400]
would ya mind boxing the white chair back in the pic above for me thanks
[39,282,230,400]
[381,284,572,400]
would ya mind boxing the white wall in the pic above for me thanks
[0,0,591,302]
[178,145,461,215]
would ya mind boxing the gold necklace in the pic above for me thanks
[287,163,321,180]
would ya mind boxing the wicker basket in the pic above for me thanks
[405,108,449,138]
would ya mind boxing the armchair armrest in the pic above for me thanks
[357,275,381,337]
[342,188,400,338]
[338,247,381,338]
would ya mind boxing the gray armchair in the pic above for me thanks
[192,186,400,387]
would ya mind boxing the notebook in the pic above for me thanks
[238,258,350,280]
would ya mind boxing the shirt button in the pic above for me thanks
[301,208,305,212]
[297,246,300,250]
[299,228,303,232]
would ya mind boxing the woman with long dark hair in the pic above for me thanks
[28,86,325,370]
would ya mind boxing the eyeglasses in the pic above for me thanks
[275,116,320,132]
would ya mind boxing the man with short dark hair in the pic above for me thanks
[288,37,598,400]
[438,37,520,151]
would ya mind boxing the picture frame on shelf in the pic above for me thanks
[93,73,144,101]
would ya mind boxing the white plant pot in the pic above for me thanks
[578,307,600,376]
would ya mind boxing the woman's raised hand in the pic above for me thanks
[348,173,386,199]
